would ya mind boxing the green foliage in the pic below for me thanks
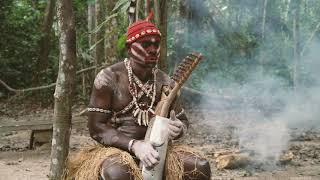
[117,34,127,58]
[0,0,43,88]
[168,0,320,91]
[2,0,320,104]
[112,0,130,13]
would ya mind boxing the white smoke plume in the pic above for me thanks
[198,42,320,168]
[169,0,320,168]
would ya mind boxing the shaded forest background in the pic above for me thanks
[1,0,320,106]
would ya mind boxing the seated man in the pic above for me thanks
[66,15,211,180]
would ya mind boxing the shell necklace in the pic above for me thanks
[124,58,157,126]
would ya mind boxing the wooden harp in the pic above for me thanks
[142,52,203,180]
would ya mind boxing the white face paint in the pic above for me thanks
[129,36,161,64]
[94,70,112,89]
[130,42,148,62]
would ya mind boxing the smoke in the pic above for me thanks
[198,40,320,167]
[237,120,290,167]
[197,42,320,168]
[169,0,320,168]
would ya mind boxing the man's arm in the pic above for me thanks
[87,70,132,151]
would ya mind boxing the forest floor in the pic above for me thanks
[0,102,320,180]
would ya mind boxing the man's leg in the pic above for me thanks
[166,145,211,180]
[100,155,135,180]
[181,152,211,180]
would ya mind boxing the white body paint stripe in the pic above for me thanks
[132,42,148,55]
[131,48,146,61]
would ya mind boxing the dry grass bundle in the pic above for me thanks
[165,144,205,180]
[63,144,142,180]
[63,144,206,180]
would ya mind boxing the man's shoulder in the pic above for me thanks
[94,61,125,89]
[156,69,170,79]
[156,69,175,86]
[102,61,125,73]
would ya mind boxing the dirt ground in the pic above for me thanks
[0,103,320,180]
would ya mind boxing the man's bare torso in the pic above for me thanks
[92,61,172,140]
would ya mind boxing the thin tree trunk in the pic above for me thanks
[154,0,168,72]
[301,21,320,56]
[145,0,151,17]
[87,1,96,95]
[259,0,268,74]
[292,0,301,92]
[105,0,118,65]
[261,0,268,40]
[36,0,56,82]
[185,0,195,47]
[81,62,86,97]
[88,2,95,55]
[136,0,141,21]
[284,0,290,21]
[169,0,184,74]
[128,0,137,24]
[154,0,160,25]
[95,0,106,74]
[49,0,76,179]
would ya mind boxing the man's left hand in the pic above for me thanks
[168,110,184,140]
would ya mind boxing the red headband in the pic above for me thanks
[126,12,161,44]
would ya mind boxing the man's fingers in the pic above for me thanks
[170,110,176,120]
[143,153,159,169]
[146,145,160,163]
[147,154,159,165]
[143,156,153,167]
[170,131,180,137]
[168,130,179,139]
[169,129,180,136]
[168,120,182,127]
[150,150,160,160]
[168,124,180,133]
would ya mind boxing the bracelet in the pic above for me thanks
[87,107,112,114]
[128,139,136,152]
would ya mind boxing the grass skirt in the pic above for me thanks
[63,144,205,180]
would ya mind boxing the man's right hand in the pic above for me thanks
[132,140,160,169]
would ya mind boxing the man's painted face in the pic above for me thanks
[129,35,161,66]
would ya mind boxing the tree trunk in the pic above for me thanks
[261,0,268,41]
[154,0,168,72]
[49,0,76,179]
[154,0,160,25]
[36,0,56,83]
[283,0,290,21]
[258,0,268,74]
[128,0,137,24]
[95,0,106,74]
[169,0,184,73]
[292,0,301,92]
[145,0,151,17]
[87,1,96,95]
[136,0,141,21]
[88,2,95,56]
[105,0,118,65]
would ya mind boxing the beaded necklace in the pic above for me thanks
[124,58,157,126]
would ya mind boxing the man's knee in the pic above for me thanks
[100,156,134,180]
[195,158,211,179]
[184,157,211,180]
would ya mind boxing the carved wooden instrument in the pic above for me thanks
[142,52,203,180]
